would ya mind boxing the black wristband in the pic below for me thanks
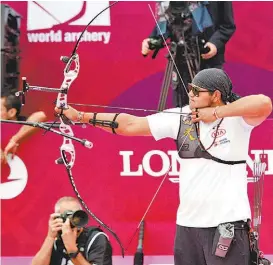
[90,113,98,126]
[112,113,120,134]
[68,249,80,259]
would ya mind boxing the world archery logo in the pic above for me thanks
[27,1,112,44]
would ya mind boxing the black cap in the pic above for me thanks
[192,68,240,103]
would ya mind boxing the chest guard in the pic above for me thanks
[175,116,246,165]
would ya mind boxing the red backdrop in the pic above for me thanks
[1,1,273,257]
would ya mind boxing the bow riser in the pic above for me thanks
[56,54,80,110]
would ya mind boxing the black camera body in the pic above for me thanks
[59,210,89,228]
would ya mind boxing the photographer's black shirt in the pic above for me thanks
[49,227,112,265]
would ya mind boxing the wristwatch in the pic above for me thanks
[68,249,80,259]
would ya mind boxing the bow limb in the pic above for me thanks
[55,1,125,257]
[64,163,125,257]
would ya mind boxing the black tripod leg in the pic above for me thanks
[157,58,174,111]
[157,42,178,111]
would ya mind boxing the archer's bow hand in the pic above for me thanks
[54,106,79,123]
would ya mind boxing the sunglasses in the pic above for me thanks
[188,83,212,97]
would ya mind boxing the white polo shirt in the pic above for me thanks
[147,106,254,227]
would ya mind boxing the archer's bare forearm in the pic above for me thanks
[217,95,272,119]
[81,112,151,136]
[12,111,47,143]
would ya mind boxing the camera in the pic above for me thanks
[59,210,89,228]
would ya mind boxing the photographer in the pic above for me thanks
[31,196,112,265]
[142,1,236,107]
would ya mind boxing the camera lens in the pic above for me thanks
[70,210,89,228]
